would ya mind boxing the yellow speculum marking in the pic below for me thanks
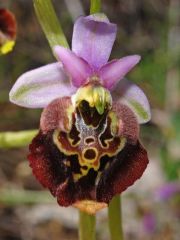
[108,111,119,135]
[53,129,126,181]
[67,132,80,147]
[65,105,74,132]
[84,137,95,145]
[53,130,100,177]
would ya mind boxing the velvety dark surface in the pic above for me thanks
[28,97,148,206]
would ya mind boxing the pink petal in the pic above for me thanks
[111,79,151,124]
[99,55,141,90]
[54,46,92,87]
[72,14,117,70]
[9,63,76,108]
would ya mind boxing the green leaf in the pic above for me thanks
[0,130,38,148]
[33,0,69,52]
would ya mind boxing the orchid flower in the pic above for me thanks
[9,14,151,214]
[0,9,17,55]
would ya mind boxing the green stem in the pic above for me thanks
[33,0,69,51]
[90,0,101,14]
[0,130,38,148]
[108,195,124,240]
[0,189,54,205]
[79,211,96,240]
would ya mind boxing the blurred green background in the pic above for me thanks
[0,0,179,240]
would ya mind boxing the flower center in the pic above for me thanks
[71,82,112,115]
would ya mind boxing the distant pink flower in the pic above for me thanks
[142,213,156,234]
[155,182,180,201]
[9,14,150,214]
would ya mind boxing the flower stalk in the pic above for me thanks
[0,189,54,205]
[79,211,96,240]
[0,130,38,148]
[108,196,124,240]
[33,0,69,51]
[90,0,101,14]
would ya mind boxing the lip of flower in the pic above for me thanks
[0,8,17,55]
[9,13,151,214]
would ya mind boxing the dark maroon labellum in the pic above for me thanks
[28,89,149,212]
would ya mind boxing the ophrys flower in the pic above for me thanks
[9,14,150,214]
